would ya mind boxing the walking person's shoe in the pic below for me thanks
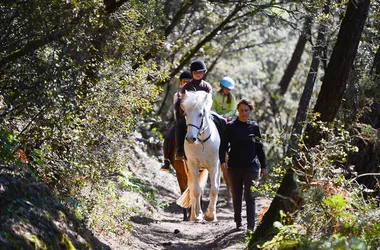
[236,221,245,231]
[246,225,254,234]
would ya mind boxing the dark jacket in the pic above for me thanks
[180,79,212,94]
[219,119,267,170]
[174,95,183,121]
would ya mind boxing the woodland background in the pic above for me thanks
[0,0,379,249]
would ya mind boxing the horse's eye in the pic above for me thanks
[199,113,202,117]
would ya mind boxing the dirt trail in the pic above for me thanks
[98,146,271,250]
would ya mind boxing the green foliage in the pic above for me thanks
[0,0,168,238]
[0,128,19,163]
[1,0,380,244]
[76,169,165,236]
[251,162,285,200]
[118,170,165,208]
[258,120,380,249]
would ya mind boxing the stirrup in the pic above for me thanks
[175,150,185,160]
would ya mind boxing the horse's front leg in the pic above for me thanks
[187,163,203,222]
[204,161,220,222]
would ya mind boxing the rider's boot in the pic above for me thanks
[175,148,184,160]
[175,118,186,160]
[160,159,171,172]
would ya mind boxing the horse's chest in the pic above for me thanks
[185,142,218,162]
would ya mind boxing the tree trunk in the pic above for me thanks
[279,17,311,95]
[249,1,371,248]
[249,4,330,246]
[288,4,329,153]
[306,0,371,148]
[248,169,301,246]
[359,46,380,129]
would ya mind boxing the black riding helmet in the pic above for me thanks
[179,70,192,81]
[190,59,207,72]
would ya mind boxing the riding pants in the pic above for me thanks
[163,125,176,161]
[228,168,259,230]
[175,116,186,158]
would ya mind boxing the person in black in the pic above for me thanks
[175,59,213,160]
[160,70,192,171]
[219,98,268,231]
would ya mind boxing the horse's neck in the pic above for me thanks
[199,112,213,137]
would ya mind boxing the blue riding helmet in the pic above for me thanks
[220,77,235,89]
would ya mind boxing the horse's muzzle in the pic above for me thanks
[186,137,197,144]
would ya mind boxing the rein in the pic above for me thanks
[186,110,212,146]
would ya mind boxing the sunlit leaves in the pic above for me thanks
[0,1,169,234]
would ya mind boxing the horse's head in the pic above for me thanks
[182,91,212,144]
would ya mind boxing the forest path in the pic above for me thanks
[98,146,270,250]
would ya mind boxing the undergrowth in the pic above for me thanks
[255,119,380,249]
[1,126,165,241]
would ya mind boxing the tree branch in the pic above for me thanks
[0,11,83,69]
[156,2,245,86]
[104,0,129,14]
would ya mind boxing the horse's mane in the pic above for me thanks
[182,91,212,112]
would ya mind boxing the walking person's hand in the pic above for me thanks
[260,168,268,181]
[220,162,228,173]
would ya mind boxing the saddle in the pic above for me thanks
[210,112,227,139]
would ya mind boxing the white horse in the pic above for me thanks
[176,91,221,222]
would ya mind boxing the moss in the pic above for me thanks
[22,232,47,250]
[60,233,75,250]
[0,174,108,250]
[56,210,67,221]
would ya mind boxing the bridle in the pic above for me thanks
[186,109,211,145]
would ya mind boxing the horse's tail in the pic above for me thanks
[176,169,209,208]
[176,188,190,208]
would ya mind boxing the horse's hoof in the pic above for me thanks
[204,214,217,222]
[189,216,200,222]
[196,217,204,222]
[190,214,203,222]
[189,218,203,222]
